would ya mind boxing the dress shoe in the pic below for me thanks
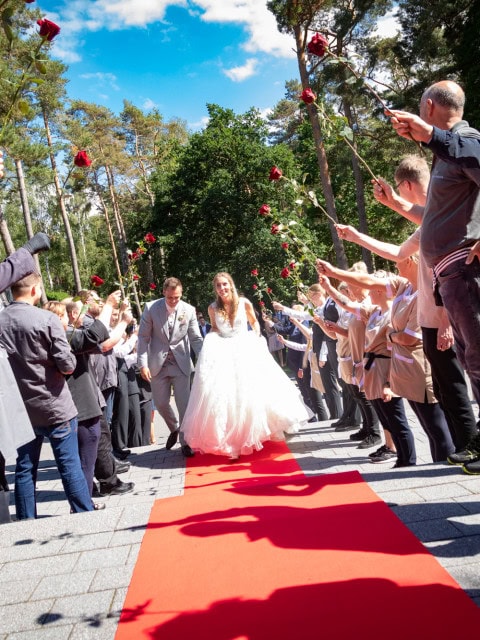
[98,479,135,496]
[335,423,361,432]
[113,448,131,460]
[166,430,179,450]
[307,416,318,423]
[115,460,131,474]
[181,444,195,457]
[331,419,345,428]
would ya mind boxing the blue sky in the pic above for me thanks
[35,1,398,130]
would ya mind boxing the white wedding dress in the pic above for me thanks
[181,298,311,458]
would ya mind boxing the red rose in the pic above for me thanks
[281,242,289,249]
[259,204,271,216]
[144,232,156,244]
[129,251,139,261]
[90,274,104,287]
[252,284,258,290]
[269,166,282,181]
[307,33,328,58]
[271,224,280,235]
[37,18,61,41]
[267,287,272,294]
[259,301,265,307]
[73,150,92,167]
[132,274,139,281]
[149,283,157,290]
[251,268,258,276]
[289,261,297,269]
[280,267,290,279]
[301,88,316,104]
[137,247,146,255]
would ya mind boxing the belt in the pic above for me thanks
[364,352,390,371]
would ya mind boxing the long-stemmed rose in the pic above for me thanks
[250,268,274,308]
[0,9,60,144]
[305,31,423,154]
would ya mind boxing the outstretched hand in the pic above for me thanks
[336,223,359,243]
[316,258,336,278]
[105,290,122,308]
[387,110,433,144]
[371,176,397,208]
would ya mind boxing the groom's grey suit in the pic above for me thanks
[137,298,203,445]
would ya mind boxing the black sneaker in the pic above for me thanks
[369,444,388,458]
[357,434,382,449]
[349,428,368,441]
[370,447,397,464]
[462,458,480,475]
[447,434,480,465]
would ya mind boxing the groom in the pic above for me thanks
[137,277,203,457]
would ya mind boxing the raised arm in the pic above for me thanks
[371,176,423,226]
[316,258,388,292]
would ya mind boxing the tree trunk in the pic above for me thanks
[104,163,128,272]
[15,158,48,303]
[342,101,373,272]
[96,186,125,298]
[294,25,348,269]
[42,111,82,292]
[0,204,15,255]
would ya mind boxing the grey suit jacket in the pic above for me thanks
[137,298,203,377]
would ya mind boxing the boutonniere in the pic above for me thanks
[177,313,187,326]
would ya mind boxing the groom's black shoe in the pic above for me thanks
[181,444,195,457]
[166,430,179,450]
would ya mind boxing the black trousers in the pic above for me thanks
[94,416,117,487]
[372,397,416,466]
[350,385,380,436]
[338,380,361,425]
[408,400,454,462]
[319,341,343,419]
[422,327,477,450]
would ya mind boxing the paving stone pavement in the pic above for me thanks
[1,403,480,638]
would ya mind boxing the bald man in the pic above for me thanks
[382,80,480,471]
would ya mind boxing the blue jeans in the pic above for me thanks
[437,258,480,384]
[15,417,93,519]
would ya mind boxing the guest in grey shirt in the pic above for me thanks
[0,272,93,519]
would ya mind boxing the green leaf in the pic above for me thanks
[35,60,47,74]
[345,75,358,85]
[340,126,354,141]
[2,22,13,43]
[17,99,30,115]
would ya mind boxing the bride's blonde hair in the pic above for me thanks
[213,272,239,319]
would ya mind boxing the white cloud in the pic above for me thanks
[374,10,401,38]
[188,115,210,131]
[223,58,258,82]
[80,72,120,91]
[142,98,158,110]
[45,0,295,62]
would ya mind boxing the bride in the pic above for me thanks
[181,272,311,459]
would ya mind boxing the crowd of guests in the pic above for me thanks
[2,78,480,522]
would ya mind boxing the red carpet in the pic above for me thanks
[116,441,480,639]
